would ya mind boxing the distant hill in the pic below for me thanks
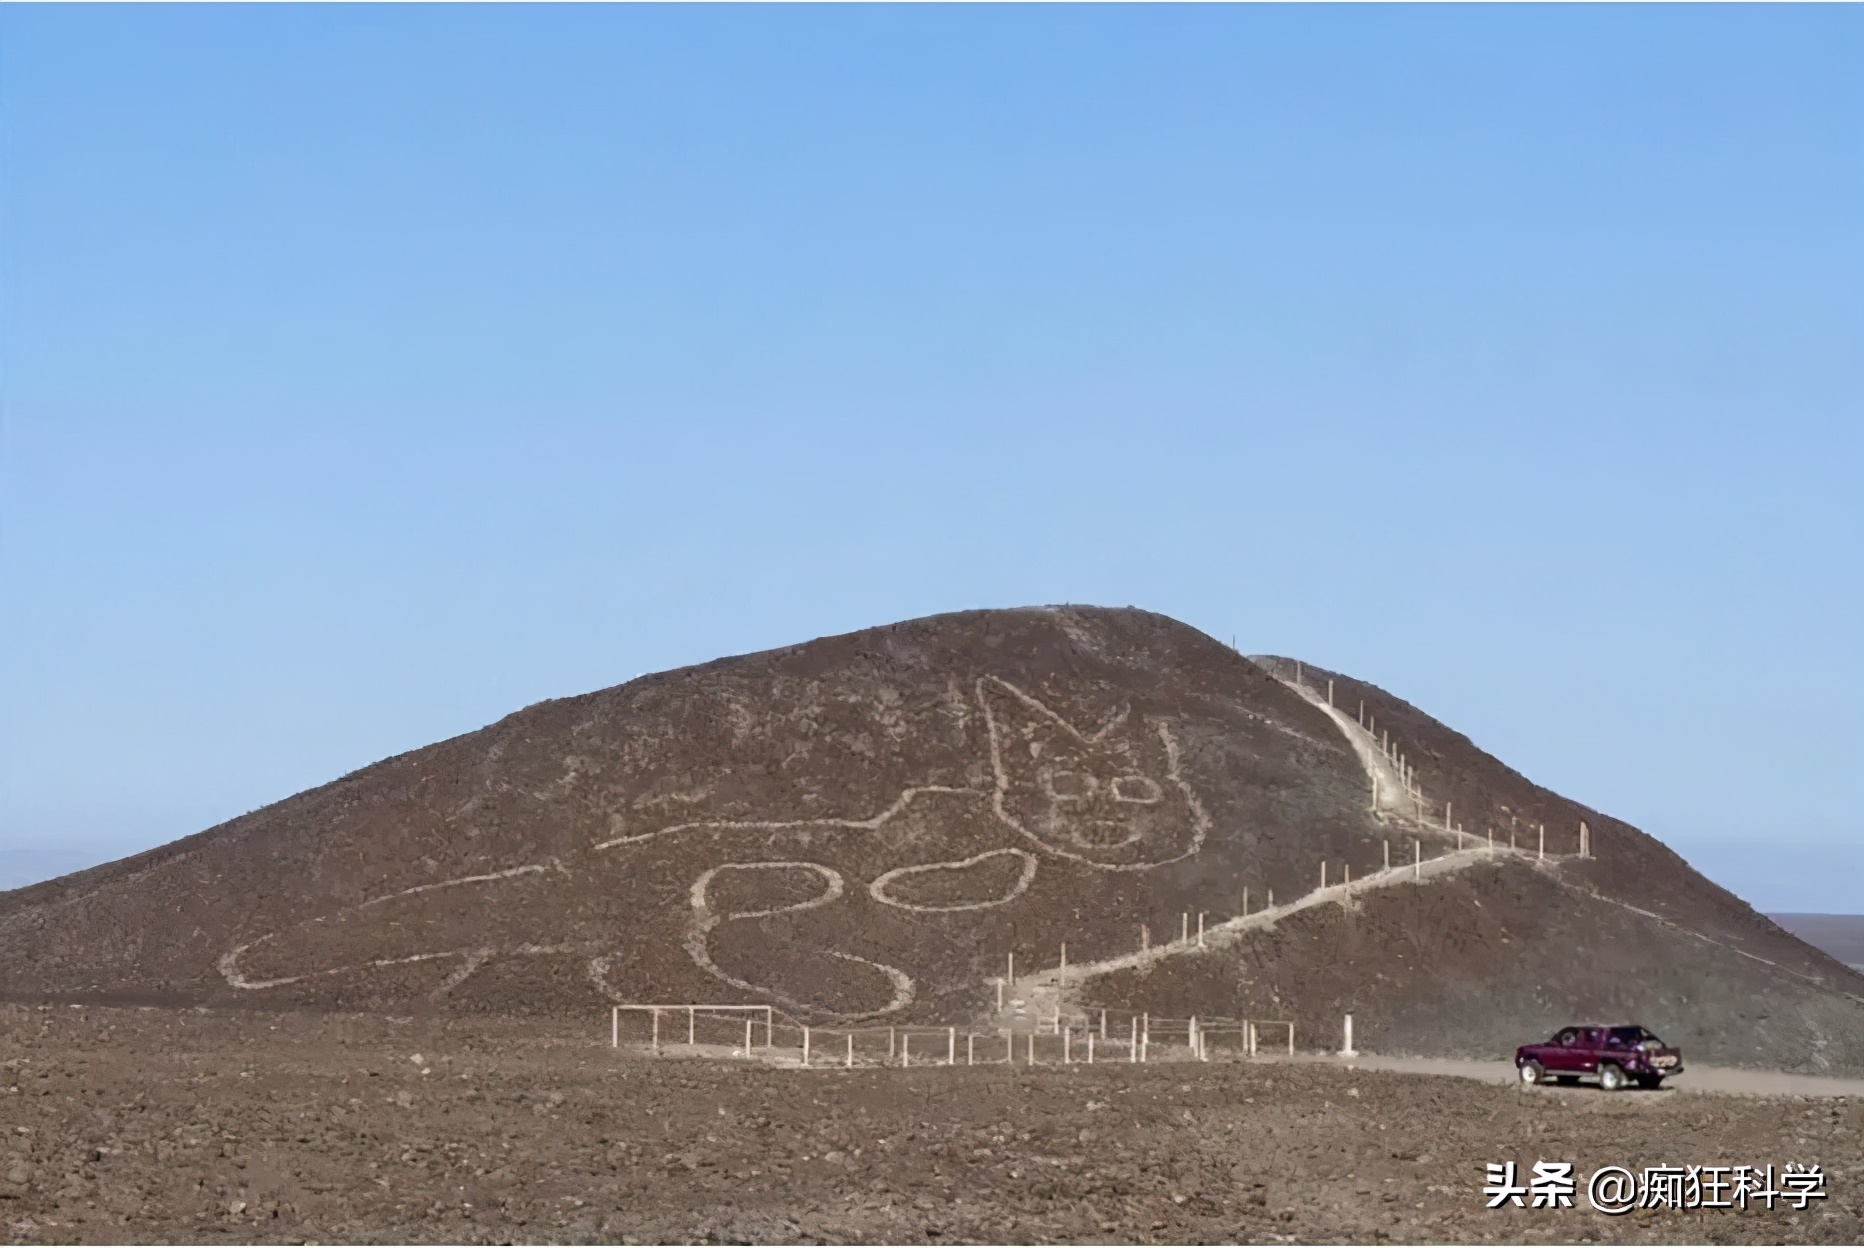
[4,606,1861,1072]
[1769,914,1864,972]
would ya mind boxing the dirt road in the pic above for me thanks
[3,1003,1860,1244]
[1326,1054,1864,1099]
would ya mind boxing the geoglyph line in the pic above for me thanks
[220,674,1213,1013]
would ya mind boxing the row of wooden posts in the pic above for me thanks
[993,827,1583,992]
[610,1005,1295,1067]
[1290,659,1593,861]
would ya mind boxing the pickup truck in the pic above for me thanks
[1516,1024,1683,1090]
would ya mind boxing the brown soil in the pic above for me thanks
[3,607,1861,1076]
[3,1004,1860,1245]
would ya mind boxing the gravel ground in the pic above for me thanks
[3,1004,1861,1244]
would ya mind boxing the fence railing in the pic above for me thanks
[608,1005,1295,1067]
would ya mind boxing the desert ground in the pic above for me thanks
[2,1002,1859,1245]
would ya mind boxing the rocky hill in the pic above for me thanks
[4,607,1860,1071]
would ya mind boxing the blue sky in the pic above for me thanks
[2,5,1859,910]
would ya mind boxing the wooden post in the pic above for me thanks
[1580,820,1589,857]
[997,977,1004,1011]
[1327,678,1334,706]
[902,1032,910,1067]
[1358,699,1365,725]
[846,1033,854,1069]
[612,1007,619,1048]
[1247,1021,1257,1057]
[1344,863,1351,891]
[688,1006,695,1046]
[1189,1016,1198,1062]
[1197,912,1205,946]
[1267,888,1273,908]
[1141,1013,1150,1063]
[1446,801,1452,830]
[1296,660,1303,686]
[1457,830,1464,851]
[1384,840,1390,871]
[1341,1014,1356,1058]
[888,1026,896,1062]
[1320,861,1326,891]
[1538,824,1545,860]
[1087,1032,1095,1064]
[1181,912,1189,942]
[744,1018,752,1057]
[802,1026,811,1067]
[1028,1033,1036,1065]
[1141,924,1149,951]
[1060,942,1067,971]
[1008,952,1015,984]
[1063,1027,1071,1064]
[948,1027,956,1066]
[766,1008,773,1049]
[1242,886,1249,916]
[1414,840,1420,880]
[1129,1017,1138,1063]
[1100,1009,1107,1039]
[651,1008,660,1054]
[968,1033,975,1066]
[1288,1023,1295,1056]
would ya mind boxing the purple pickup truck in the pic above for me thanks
[1516,1024,1683,1091]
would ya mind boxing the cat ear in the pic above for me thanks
[975,677,1128,752]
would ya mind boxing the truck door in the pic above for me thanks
[1577,1027,1607,1072]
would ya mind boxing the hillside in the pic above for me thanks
[1771,914,1864,972]
[4,606,1860,1071]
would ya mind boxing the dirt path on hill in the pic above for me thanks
[1274,673,1419,820]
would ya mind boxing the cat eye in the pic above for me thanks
[1111,775,1163,804]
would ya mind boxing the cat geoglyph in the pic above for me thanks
[219,678,1211,1019]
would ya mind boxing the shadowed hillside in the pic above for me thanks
[4,607,1860,1071]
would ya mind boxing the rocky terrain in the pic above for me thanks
[2,1003,1859,1246]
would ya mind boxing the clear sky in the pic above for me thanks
[2,5,1859,910]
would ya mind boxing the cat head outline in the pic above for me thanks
[977,676,1209,870]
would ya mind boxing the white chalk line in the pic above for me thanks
[219,675,1217,1013]
[979,678,1211,872]
[589,785,978,852]
[869,848,1038,913]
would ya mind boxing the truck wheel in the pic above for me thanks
[1598,1062,1628,1092]
[1635,1074,1663,1090]
[1519,1060,1545,1085]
